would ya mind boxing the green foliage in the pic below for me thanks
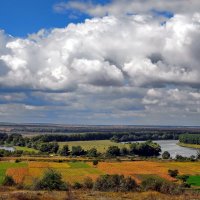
[71,146,85,156]
[33,169,67,191]
[94,174,137,192]
[162,151,170,159]
[168,169,179,178]
[179,134,200,145]
[2,175,15,186]
[59,145,69,156]
[39,142,59,154]
[106,146,120,157]
[129,141,161,157]
[87,148,98,157]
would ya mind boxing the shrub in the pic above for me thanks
[106,146,120,157]
[71,146,85,156]
[72,182,83,189]
[168,169,179,178]
[83,177,93,189]
[93,160,98,167]
[141,177,183,195]
[177,174,189,183]
[94,174,137,192]
[162,151,170,159]
[87,148,98,157]
[59,145,70,156]
[2,175,16,186]
[141,177,163,192]
[33,169,67,191]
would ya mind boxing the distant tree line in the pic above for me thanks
[179,134,200,145]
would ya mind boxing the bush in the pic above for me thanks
[177,174,189,183]
[106,146,120,157]
[168,169,179,178]
[2,175,16,186]
[87,148,98,157]
[83,177,93,189]
[59,145,70,156]
[94,174,137,192]
[72,182,83,189]
[162,151,170,159]
[71,146,85,156]
[141,177,163,192]
[15,159,21,163]
[33,169,67,191]
[93,160,98,167]
[141,177,183,195]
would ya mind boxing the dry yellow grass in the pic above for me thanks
[6,168,28,183]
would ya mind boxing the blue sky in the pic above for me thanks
[0,0,112,37]
[0,0,84,37]
[0,0,200,125]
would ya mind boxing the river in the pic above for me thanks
[130,140,198,158]
[0,146,15,152]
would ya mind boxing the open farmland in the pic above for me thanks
[0,162,27,184]
[58,140,129,153]
[1,160,200,187]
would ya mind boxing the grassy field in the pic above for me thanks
[178,142,200,149]
[1,190,200,200]
[58,140,129,152]
[14,146,39,153]
[187,175,200,186]
[1,160,200,187]
[0,162,27,184]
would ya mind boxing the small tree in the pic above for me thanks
[106,146,120,157]
[168,169,179,178]
[33,169,67,191]
[71,146,85,156]
[59,145,70,156]
[162,151,170,159]
[93,160,99,167]
[2,175,15,186]
[87,148,98,157]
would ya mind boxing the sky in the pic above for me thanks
[0,0,200,125]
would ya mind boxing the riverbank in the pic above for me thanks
[178,142,200,149]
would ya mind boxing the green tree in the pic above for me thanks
[162,151,170,159]
[59,145,70,156]
[168,169,179,178]
[93,160,99,167]
[87,148,98,157]
[71,146,85,156]
[106,146,120,157]
[33,169,67,191]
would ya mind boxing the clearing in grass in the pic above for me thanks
[58,140,129,153]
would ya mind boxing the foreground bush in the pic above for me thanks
[33,169,67,191]
[94,174,137,192]
[83,177,94,189]
[141,177,183,195]
[2,175,16,186]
